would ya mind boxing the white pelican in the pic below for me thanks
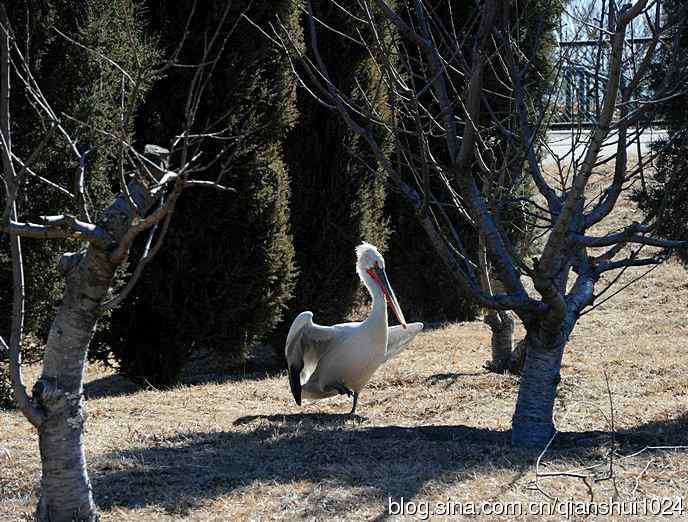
[285,242,423,414]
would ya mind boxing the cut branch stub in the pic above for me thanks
[144,144,170,179]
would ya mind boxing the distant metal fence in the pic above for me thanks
[552,37,662,129]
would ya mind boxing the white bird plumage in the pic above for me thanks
[285,242,423,414]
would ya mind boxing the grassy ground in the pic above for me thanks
[2,181,688,520]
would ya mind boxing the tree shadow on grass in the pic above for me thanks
[90,412,688,518]
[92,422,512,517]
[84,356,286,400]
[425,371,485,388]
[84,373,144,400]
[415,321,457,332]
[180,360,285,388]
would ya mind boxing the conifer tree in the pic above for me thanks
[271,0,391,356]
[97,1,299,384]
[636,0,688,258]
[0,0,158,403]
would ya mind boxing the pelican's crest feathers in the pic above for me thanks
[355,241,381,260]
[355,242,384,279]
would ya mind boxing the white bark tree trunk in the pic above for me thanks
[32,183,153,521]
[33,250,112,521]
[510,333,565,448]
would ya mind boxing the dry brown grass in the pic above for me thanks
[2,180,688,520]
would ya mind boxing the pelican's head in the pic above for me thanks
[355,242,407,328]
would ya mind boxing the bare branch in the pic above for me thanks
[100,207,174,313]
[596,255,665,273]
[539,1,649,279]
[372,0,430,48]
[0,5,44,427]
[183,179,235,191]
[0,215,113,246]
[573,231,688,249]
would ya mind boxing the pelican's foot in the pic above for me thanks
[330,382,353,397]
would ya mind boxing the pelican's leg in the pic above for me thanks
[329,382,353,397]
[349,392,359,415]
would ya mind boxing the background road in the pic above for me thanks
[544,127,668,163]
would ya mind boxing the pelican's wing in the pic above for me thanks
[285,311,344,405]
[384,322,424,362]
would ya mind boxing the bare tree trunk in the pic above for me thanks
[511,334,565,448]
[483,310,515,372]
[31,184,152,521]
[33,249,112,521]
[478,234,517,372]
[509,337,528,372]
[1,0,235,512]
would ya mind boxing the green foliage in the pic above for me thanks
[96,1,298,385]
[0,359,14,410]
[269,0,391,356]
[635,0,688,263]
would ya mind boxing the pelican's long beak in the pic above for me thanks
[370,266,407,329]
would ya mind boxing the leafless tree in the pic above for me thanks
[0,3,238,519]
[274,0,687,447]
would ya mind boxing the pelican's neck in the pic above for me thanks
[361,271,388,328]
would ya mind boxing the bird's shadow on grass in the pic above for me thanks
[91,412,688,519]
[233,412,368,426]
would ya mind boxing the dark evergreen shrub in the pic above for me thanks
[95,1,299,385]
[0,362,13,410]
[635,0,688,262]
[0,0,156,348]
[269,0,391,358]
